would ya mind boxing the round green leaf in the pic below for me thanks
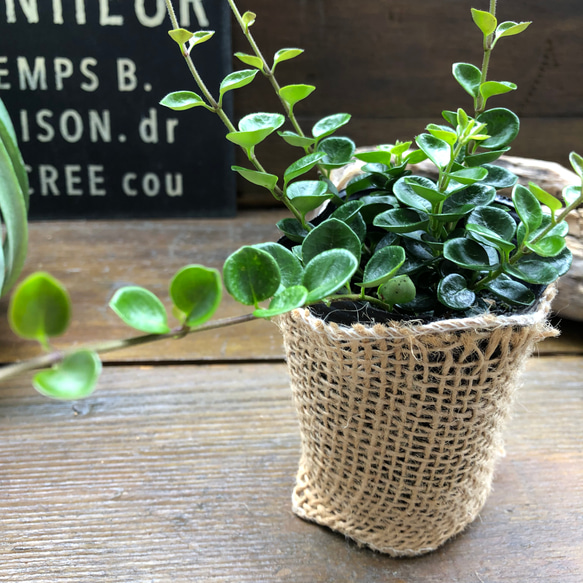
[467,207,516,242]
[273,48,304,71]
[357,246,406,288]
[485,274,535,306]
[318,137,356,170]
[312,113,351,140]
[188,30,215,47]
[227,112,285,151]
[437,273,476,310]
[9,272,71,344]
[241,11,256,31]
[480,81,517,102]
[404,149,429,165]
[563,185,582,207]
[495,21,531,40]
[301,218,362,265]
[504,257,560,285]
[446,167,488,186]
[404,176,447,205]
[168,28,194,45]
[223,247,280,306]
[169,265,222,327]
[253,242,304,289]
[279,84,315,109]
[33,350,102,401]
[219,69,259,100]
[284,152,326,184]
[393,176,432,212]
[452,62,482,99]
[415,133,451,169]
[513,184,543,234]
[278,131,316,149]
[444,238,498,271]
[159,91,207,111]
[109,286,170,334]
[569,152,583,179]
[253,285,308,319]
[480,164,518,189]
[477,108,520,150]
[232,166,278,192]
[528,182,562,215]
[286,180,332,216]
[354,149,393,166]
[427,124,458,146]
[464,148,510,167]
[276,218,309,243]
[442,184,496,217]
[471,8,497,36]
[373,208,430,233]
[303,249,358,303]
[527,235,566,258]
[234,52,264,70]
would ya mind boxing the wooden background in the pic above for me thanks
[228,0,583,207]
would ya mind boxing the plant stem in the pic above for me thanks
[0,313,257,384]
[473,185,583,290]
[475,0,498,115]
[163,0,307,227]
[226,0,309,143]
[330,293,393,311]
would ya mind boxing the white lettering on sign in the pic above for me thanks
[3,0,209,27]
[0,56,10,89]
[1,56,100,91]
[19,109,112,143]
[17,56,47,90]
[138,109,179,144]
[28,164,108,196]
[26,164,183,198]
[179,0,208,28]
[99,0,122,26]
[122,172,183,197]
[135,0,166,28]
[117,58,138,92]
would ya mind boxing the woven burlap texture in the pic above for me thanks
[277,287,556,557]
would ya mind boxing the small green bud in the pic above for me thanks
[378,275,416,308]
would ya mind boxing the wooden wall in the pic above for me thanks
[230,0,583,207]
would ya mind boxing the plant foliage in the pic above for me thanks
[5,0,583,399]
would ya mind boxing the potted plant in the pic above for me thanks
[2,0,583,556]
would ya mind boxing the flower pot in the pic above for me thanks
[277,286,556,556]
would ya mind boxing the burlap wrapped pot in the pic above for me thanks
[277,286,556,557]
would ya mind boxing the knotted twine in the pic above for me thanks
[277,287,557,556]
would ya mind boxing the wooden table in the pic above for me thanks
[0,211,581,582]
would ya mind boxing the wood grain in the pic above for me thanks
[0,214,581,368]
[0,211,288,364]
[0,357,581,582]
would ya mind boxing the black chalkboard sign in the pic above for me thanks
[0,0,235,218]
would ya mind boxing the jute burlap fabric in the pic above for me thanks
[277,287,556,557]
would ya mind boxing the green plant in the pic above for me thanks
[0,97,28,298]
[1,0,582,399]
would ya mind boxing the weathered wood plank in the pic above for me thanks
[0,212,288,364]
[0,214,580,367]
[0,357,581,581]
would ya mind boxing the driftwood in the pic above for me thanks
[331,154,583,322]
